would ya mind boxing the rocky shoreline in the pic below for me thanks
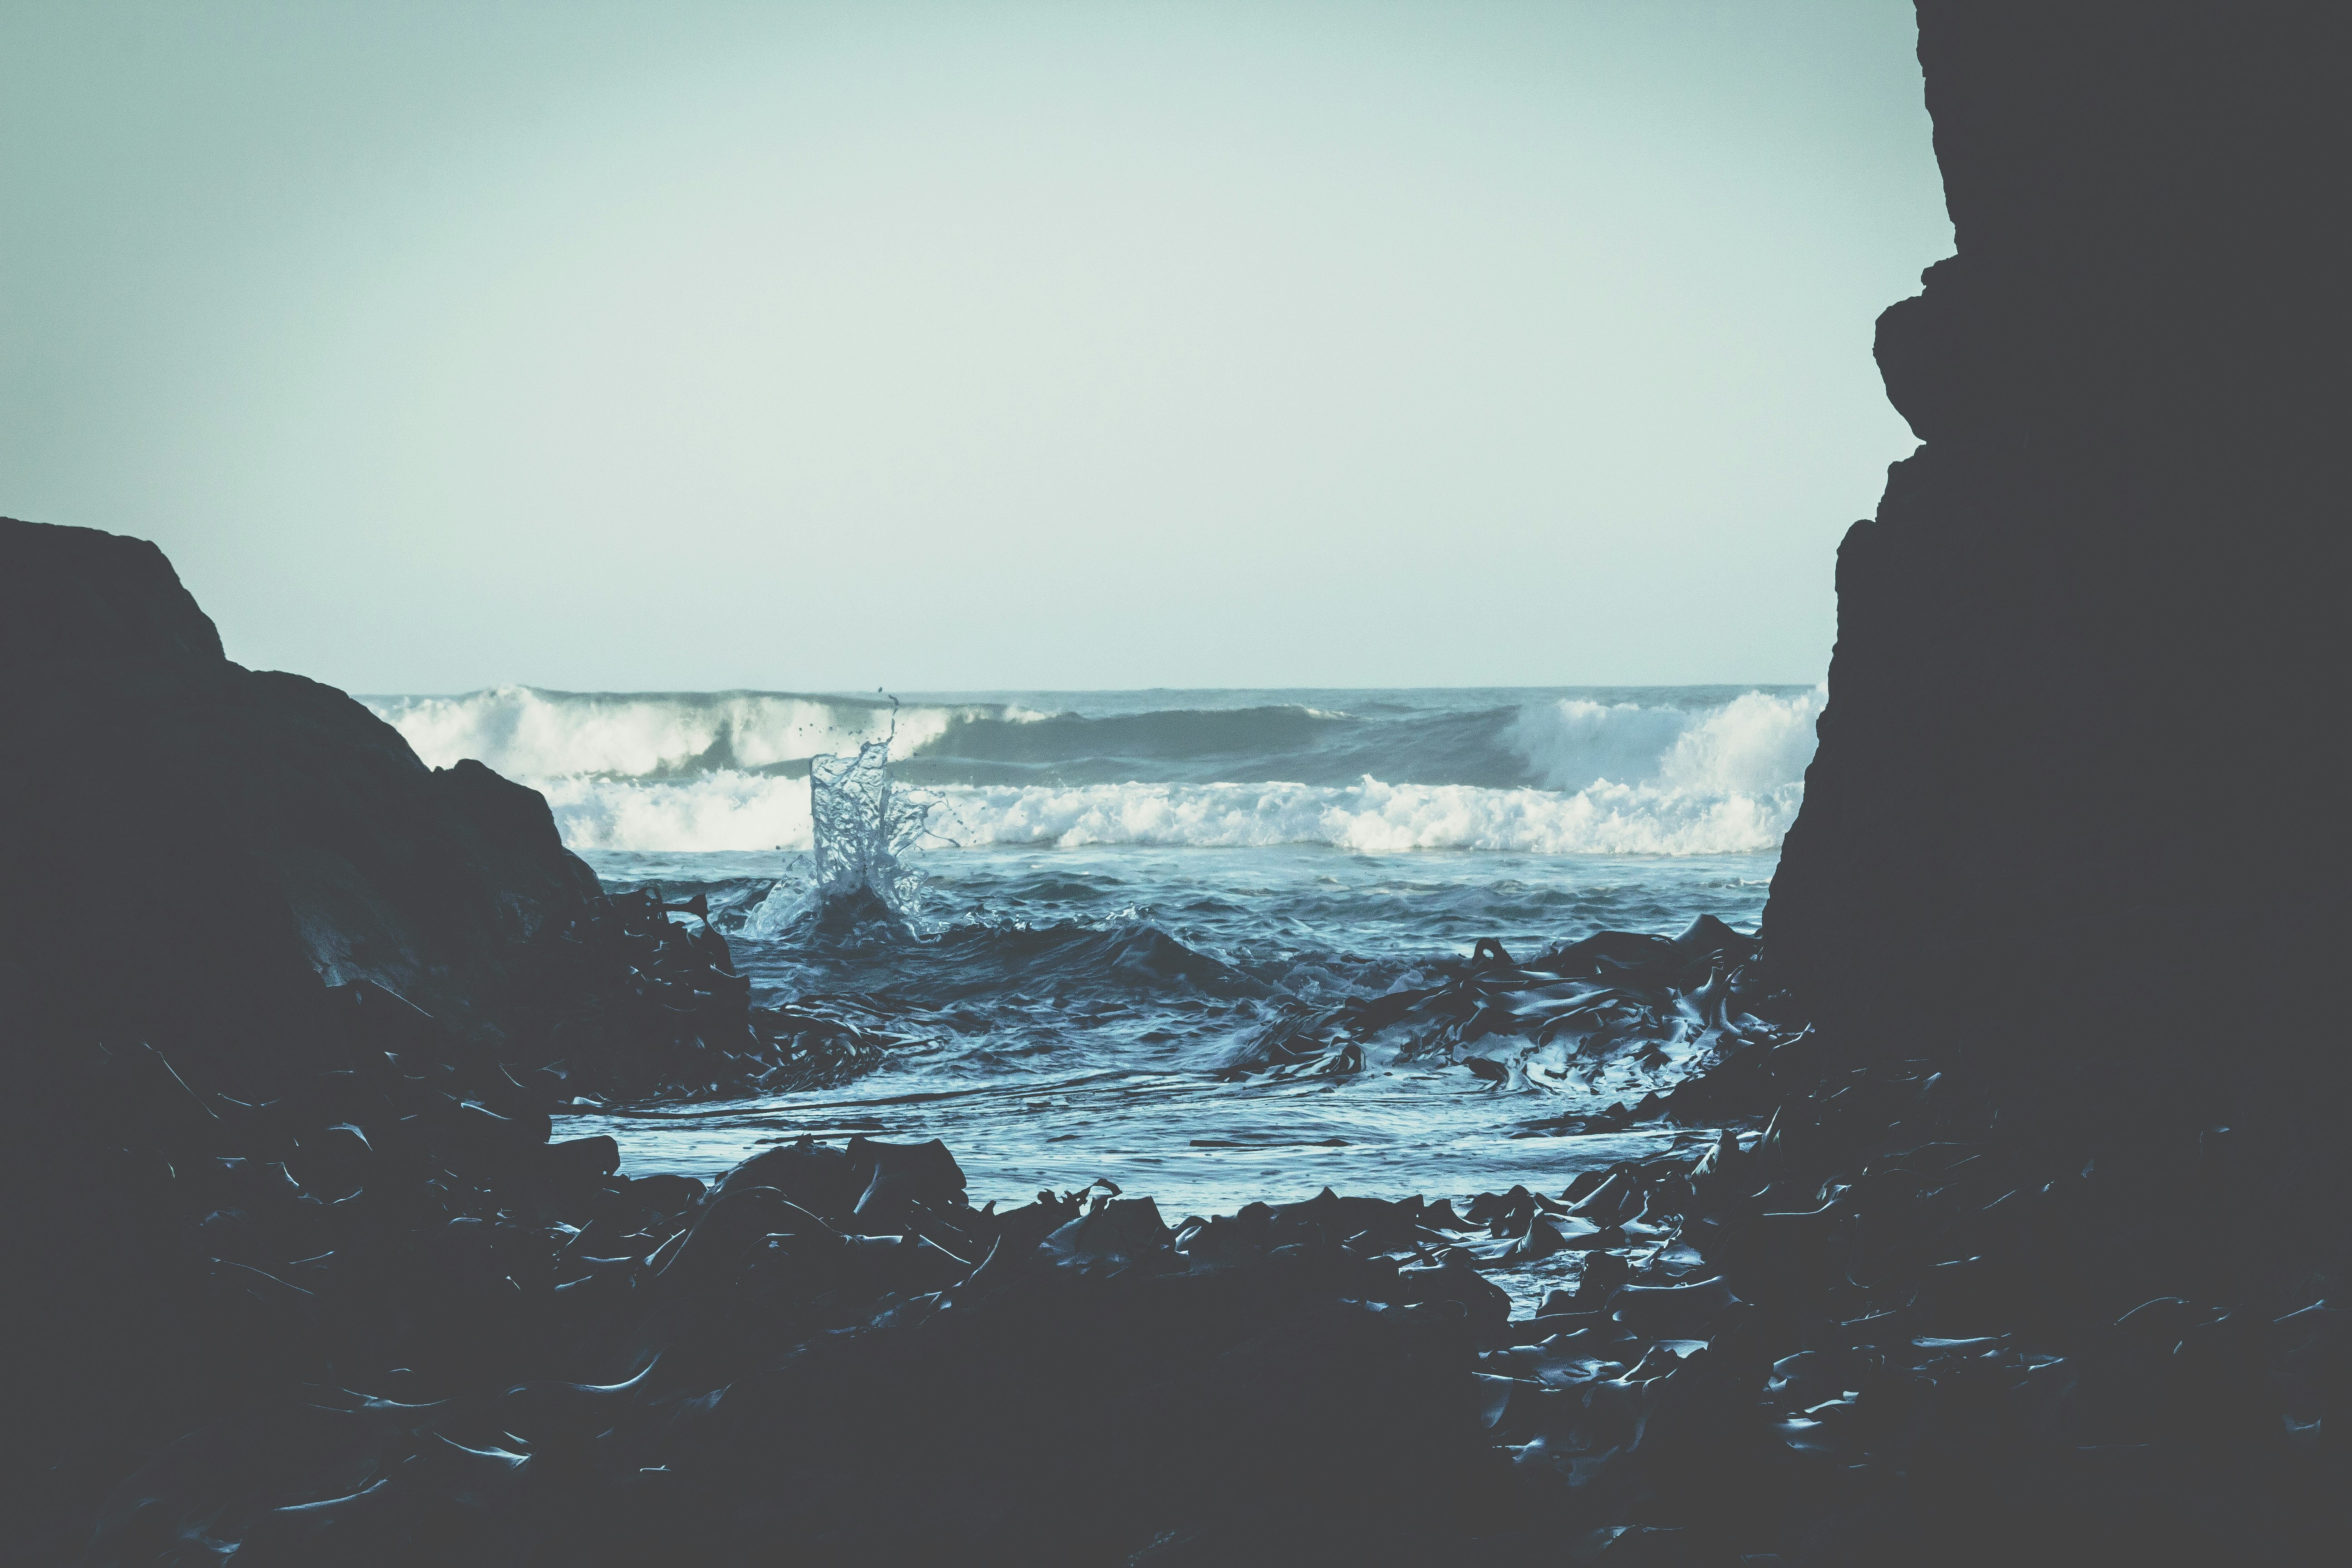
[8,956,2342,1566]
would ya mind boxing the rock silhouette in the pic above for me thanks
[1764,0,2340,1085]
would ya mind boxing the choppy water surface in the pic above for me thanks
[401,686,1804,1304]
[562,844,1765,1247]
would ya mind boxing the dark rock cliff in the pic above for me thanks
[1763,1,2340,1078]
[0,516,603,1096]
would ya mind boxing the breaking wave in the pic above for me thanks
[1505,690,1822,799]
[370,685,1823,858]
[365,686,1039,779]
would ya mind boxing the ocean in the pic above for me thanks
[365,683,1817,1294]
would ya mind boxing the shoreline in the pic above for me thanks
[13,949,2342,1566]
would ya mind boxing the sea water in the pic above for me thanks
[366,686,1814,1244]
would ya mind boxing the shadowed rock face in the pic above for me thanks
[1764,1,2339,1068]
[0,516,603,1096]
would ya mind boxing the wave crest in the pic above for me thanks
[1504,688,1821,797]
[367,686,1026,779]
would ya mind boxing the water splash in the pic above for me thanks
[744,701,943,937]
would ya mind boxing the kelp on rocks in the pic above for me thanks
[507,885,903,1103]
[1214,916,1798,1104]
[11,944,2341,1567]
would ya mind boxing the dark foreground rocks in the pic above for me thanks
[0,516,890,1109]
[0,516,602,1098]
[5,1004,1491,1567]
[7,978,2345,1568]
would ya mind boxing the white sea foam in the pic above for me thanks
[1504,688,1822,797]
[535,770,812,850]
[539,773,1803,856]
[936,777,1804,855]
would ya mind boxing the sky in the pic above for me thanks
[0,1,1949,694]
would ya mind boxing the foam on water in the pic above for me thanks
[391,686,1824,857]
[1506,689,1822,797]
[535,773,1803,855]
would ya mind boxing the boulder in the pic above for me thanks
[0,516,601,1095]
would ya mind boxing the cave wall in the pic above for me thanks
[0,516,603,1095]
[1762,0,2338,1059]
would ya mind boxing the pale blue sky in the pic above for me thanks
[1,1,1948,692]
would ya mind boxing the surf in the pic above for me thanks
[363,685,1823,858]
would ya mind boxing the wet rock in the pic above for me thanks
[847,1135,967,1226]
[1216,918,1796,1101]
[1044,1196,1176,1272]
